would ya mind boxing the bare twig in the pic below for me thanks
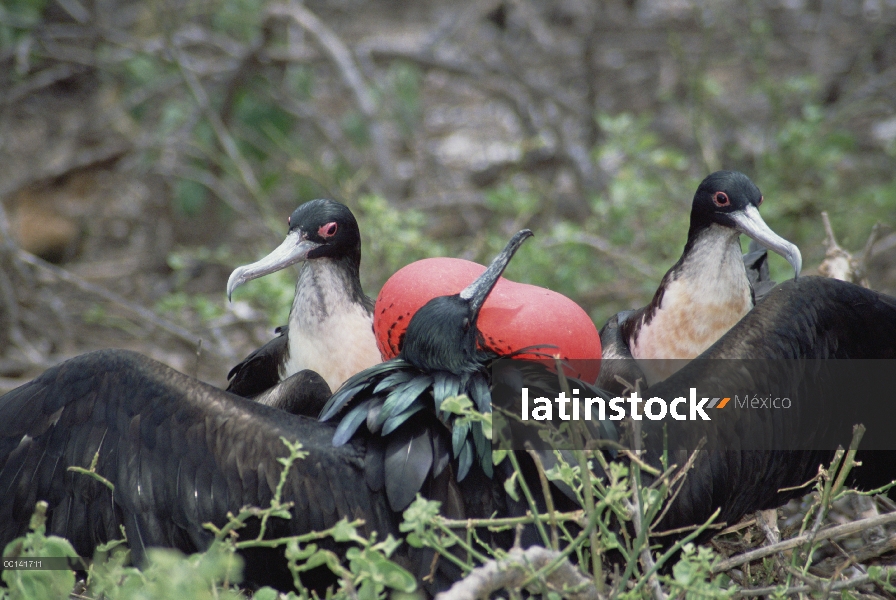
[13,249,230,360]
[628,417,666,600]
[733,567,896,597]
[756,509,780,545]
[650,439,706,532]
[266,2,395,195]
[169,45,277,231]
[435,546,599,600]
[1,63,91,106]
[525,446,559,550]
[547,232,659,279]
[712,511,896,573]
[812,530,896,577]
[818,211,871,287]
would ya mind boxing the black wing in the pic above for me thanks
[0,349,395,586]
[226,326,287,397]
[595,309,646,395]
[743,242,777,302]
[251,369,332,416]
[645,276,896,534]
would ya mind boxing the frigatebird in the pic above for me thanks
[598,171,802,393]
[319,230,592,511]
[638,275,896,532]
[226,199,381,399]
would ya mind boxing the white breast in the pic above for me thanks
[631,226,753,384]
[281,260,381,391]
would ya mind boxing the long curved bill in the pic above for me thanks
[730,205,802,278]
[226,231,321,300]
[460,229,534,321]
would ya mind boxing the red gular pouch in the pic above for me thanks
[374,257,602,383]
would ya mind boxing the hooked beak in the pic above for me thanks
[459,229,534,321]
[226,231,321,300]
[730,205,802,279]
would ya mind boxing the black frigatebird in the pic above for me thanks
[598,171,803,393]
[0,229,583,592]
[321,229,534,511]
[226,199,381,402]
[322,229,616,512]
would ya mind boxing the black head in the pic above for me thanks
[399,230,534,373]
[286,199,362,264]
[227,199,362,299]
[690,171,763,232]
[687,171,801,277]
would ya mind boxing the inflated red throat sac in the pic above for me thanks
[374,257,602,383]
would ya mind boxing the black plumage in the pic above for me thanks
[226,326,288,398]
[320,230,616,512]
[0,349,398,590]
[320,231,530,510]
[641,276,896,533]
[1,227,894,595]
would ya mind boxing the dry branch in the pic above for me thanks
[713,510,896,573]
[435,546,599,600]
[170,46,275,230]
[13,249,231,361]
[733,567,896,597]
[266,2,396,195]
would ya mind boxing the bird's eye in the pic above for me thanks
[318,222,338,238]
[712,192,730,207]
[288,216,291,226]
[757,196,763,207]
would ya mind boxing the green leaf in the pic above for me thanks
[330,518,360,543]
[374,558,416,592]
[440,394,473,415]
[373,534,402,557]
[250,587,280,600]
[504,470,520,502]
[673,556,696,585]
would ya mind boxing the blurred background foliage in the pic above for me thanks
[0,0,894,386]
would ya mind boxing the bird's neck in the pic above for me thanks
[632,224,753,381]
[675,224,748,291]
[281,258,380,391]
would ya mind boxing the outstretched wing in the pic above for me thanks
[645,276,896,535]
[0,349,396,571]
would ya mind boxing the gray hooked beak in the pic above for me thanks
[459,229,534,321]
[730,205,802,279]
[226,231,321,300]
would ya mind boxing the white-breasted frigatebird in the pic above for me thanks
[226,199,381,401]
[599,171,802,392]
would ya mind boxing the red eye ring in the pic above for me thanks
[757,196,763,207]
[712,191,730,207]
[318,222,338,238]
